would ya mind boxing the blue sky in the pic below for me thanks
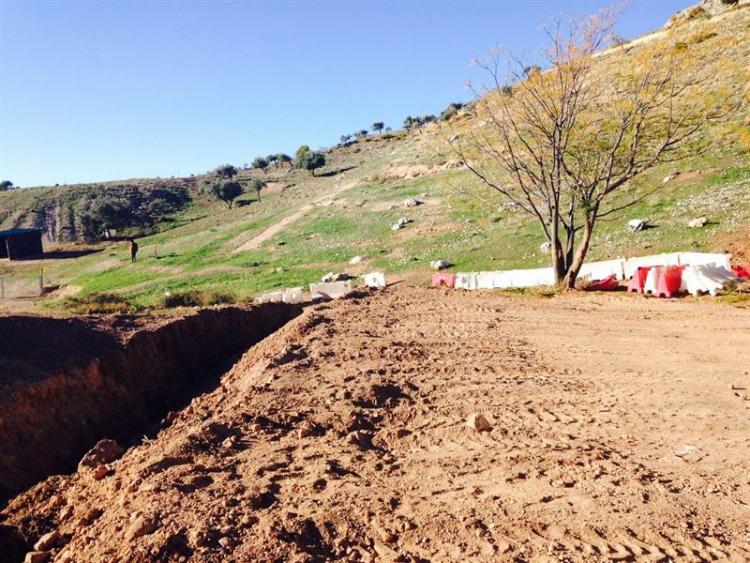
[0,0,691,187]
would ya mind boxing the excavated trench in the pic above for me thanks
[0,303,302,505]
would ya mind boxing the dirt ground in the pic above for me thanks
[2,287,750,562]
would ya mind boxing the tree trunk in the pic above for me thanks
[561,217,595,289]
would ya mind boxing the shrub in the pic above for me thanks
[252,156,269,172]
[689,29,718,44]
[440,102,464,121]
[157,290,236,308]
[276,153,292,167]
[214,164,238,179]
[686,6,708,20]
[64,293,138,314]
[85,195,132,238]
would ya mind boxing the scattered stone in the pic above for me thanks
[78,508,103,526]
[126,513,159,541]
[59,505,74,521]
[687,217,708,228]
[347,431,373,450]
[34,531,60,551]
[349,255,364,265]
[93,466,109,481]
[466,413,492,432]
[662,173,678,184]
[24,552,50,563]
[391,217,412,230]
[218,536,232,548]
[403,198,423,208]
[78,439,124,470]
[627,219,647,232]
[674,443,704,463]
[539,241,552,253]
[430,259,452,270]
[297,420,317,439]
[321,272,352,282]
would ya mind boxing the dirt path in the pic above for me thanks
[233,181,358,253]
[3,288,750,562]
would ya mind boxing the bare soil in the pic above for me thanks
[2,287,750,562]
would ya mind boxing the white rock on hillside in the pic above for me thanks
[628,219,647,232]
[431,260,452,270]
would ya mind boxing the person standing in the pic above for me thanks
[129,238,139,263]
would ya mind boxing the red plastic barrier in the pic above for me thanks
[656,265,684,298]
[732,265,750,279]
[628,267,651,293]
[585,275,619,291]
[432,272,456,288]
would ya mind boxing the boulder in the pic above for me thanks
[391,217,412,231]
[431,260,452,270]
[78,439,124,471]
[627,219,647,232]
[24,553,50,563]
[322,272,352,282]
[33,531,60,551]
[466,413,492,432]
[403,198,423,208]
[125,514,158,541]
[687,217,708,228]
[349,256,364,265]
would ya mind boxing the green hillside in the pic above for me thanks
[1,5,749,312]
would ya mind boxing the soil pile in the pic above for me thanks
[2,288,749,562]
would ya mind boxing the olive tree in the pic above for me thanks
[214,164,238,179]
[294,145,326,176]
[206,181,243,208]
[249,178,266,201]
[448,8,743,288]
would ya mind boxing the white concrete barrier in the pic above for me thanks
[282,287,304,304]
[678,252,731,270]
[309,280,353,300]
[455,272,479,290]
[362,272,386,288]
[453,252,732,291]
[579,258,626,281]
[255,290,284,304]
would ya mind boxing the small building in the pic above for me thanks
[0,228,44,260]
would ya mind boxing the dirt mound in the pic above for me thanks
[2,288,750,562]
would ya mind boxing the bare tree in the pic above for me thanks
[448,7,742,288]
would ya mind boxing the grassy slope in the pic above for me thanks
[2,9,749,311]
